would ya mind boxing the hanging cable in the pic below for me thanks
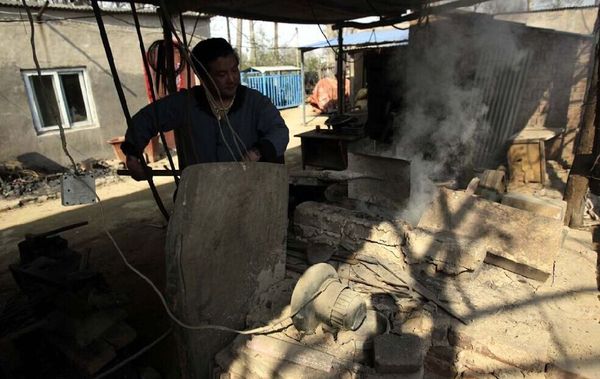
[90,0,170,221]
[22,0,78,173]
[130,1,179,187]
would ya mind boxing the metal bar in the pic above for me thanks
[333,0,490,30]
[337,27,344,114]
[117,169,181,177]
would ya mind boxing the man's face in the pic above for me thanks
[205,54,240,100]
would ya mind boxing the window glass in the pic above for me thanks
[60,73,88,123]
[31,74,60,128]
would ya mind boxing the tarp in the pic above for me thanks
[300,28,410,52]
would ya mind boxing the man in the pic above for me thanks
[122,38,289,180]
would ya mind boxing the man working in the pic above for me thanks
[121,38,290,180]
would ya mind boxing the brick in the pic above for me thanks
[373,333,424,374]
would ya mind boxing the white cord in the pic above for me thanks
[75,176,293,334]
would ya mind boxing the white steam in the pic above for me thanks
[391,15,524,224]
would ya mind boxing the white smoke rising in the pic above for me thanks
[391,15,524,225]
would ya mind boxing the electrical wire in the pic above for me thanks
[21,0,78,173]
[72,174,296,334]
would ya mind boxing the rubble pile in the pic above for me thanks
[215,185,600,378]
[0,160,117,201]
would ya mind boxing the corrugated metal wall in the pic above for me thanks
[474,46,532,168]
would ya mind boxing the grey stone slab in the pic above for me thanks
[418,188,565,282]
[347,152,411,209]
[404,228,487,274]
[501,192,566,221]
[165,162,288,378]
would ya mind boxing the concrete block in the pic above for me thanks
[501,192,566,221]
[418,188,565,282]
[404,228,487,274]
[373,333,424,374]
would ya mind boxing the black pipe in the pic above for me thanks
[336,27,344,114]
[129,1,179,187]
[90,0,170,221]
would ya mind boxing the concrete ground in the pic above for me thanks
[1,104,599,378]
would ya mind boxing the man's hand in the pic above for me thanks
[243,148,262,162]
[125,155,151,181]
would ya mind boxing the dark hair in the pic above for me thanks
[191,38,238,77]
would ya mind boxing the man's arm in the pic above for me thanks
[253,95,290,163]
[121,92,184,180]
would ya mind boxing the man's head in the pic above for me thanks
[192,38,240,100]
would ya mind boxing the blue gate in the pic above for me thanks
[241,73,302,109]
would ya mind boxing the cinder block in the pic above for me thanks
[374,333,424,374]
[501,192,566,221]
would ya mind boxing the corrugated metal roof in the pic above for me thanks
[99,0,481,24]
[0,0,207,17]
[244,66,300,73]
[301,28,409,51]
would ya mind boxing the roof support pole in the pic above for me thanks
[301,49,306,125]
[336,27,344,114]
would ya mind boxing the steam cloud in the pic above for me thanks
[390,15,524,224]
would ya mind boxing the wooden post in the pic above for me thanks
[563,8,600,227]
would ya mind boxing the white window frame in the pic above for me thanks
[22,67,98,134]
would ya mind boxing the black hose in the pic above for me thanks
[90,0,170,221]
[130,1,179,187]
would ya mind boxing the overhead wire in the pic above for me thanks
[21,0,78,173]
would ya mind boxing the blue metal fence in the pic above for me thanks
[241,73,302,109]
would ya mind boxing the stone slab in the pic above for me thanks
[501,192,567,221]
[418,188,565,281]
[165,162,288,378]
[347,152,411,209]
[294,202,408,262]
[404,227,487,274]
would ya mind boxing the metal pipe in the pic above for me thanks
[301,49,306,125]
[337,27,344,114]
